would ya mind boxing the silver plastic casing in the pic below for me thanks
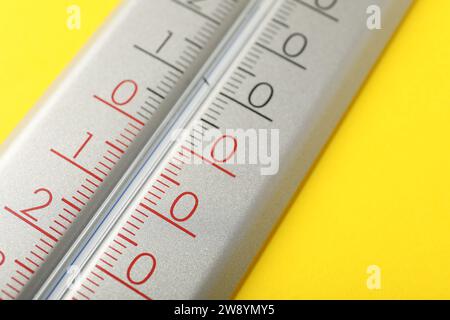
[59,0,412,300]
[0,0,250,300]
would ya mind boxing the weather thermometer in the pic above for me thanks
[0,0,411,300]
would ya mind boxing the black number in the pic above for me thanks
[314,0,338,10]
[156,30,173,54]
[248,83,274,108]
[283,33,308,58]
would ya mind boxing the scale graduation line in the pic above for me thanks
[0,0,412,300]
[41,0,412,300]
[0,0,251,300]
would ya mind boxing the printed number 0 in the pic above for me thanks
[210,135,238,163]
[0,250,5,266]
[170,192,199,222]
[248,83,274,109]
[315,0,338,10]
[283,33,308,58]
[127,253,157,285]
[111,80,138,106]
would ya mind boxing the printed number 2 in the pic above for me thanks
[19,188,53,222]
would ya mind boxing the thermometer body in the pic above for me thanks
[0,0,248,300]
[52,0,411,300]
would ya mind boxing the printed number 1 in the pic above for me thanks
[156,31,173,54]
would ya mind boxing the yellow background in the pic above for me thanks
[1,1,449,299]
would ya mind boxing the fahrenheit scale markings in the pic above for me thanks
[34,0,411,300]
[0,0,251,300]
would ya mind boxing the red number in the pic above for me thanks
[0,250,5,266]
[73,132,93,159]
[50,132,97,177]
[20,188,53,222]
[126,253,156,285]
[94,79,144,126]
[112,80,138,106]
[210,135,238,163]
[170,192,199,222]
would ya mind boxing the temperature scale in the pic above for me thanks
[0,0,411,300]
